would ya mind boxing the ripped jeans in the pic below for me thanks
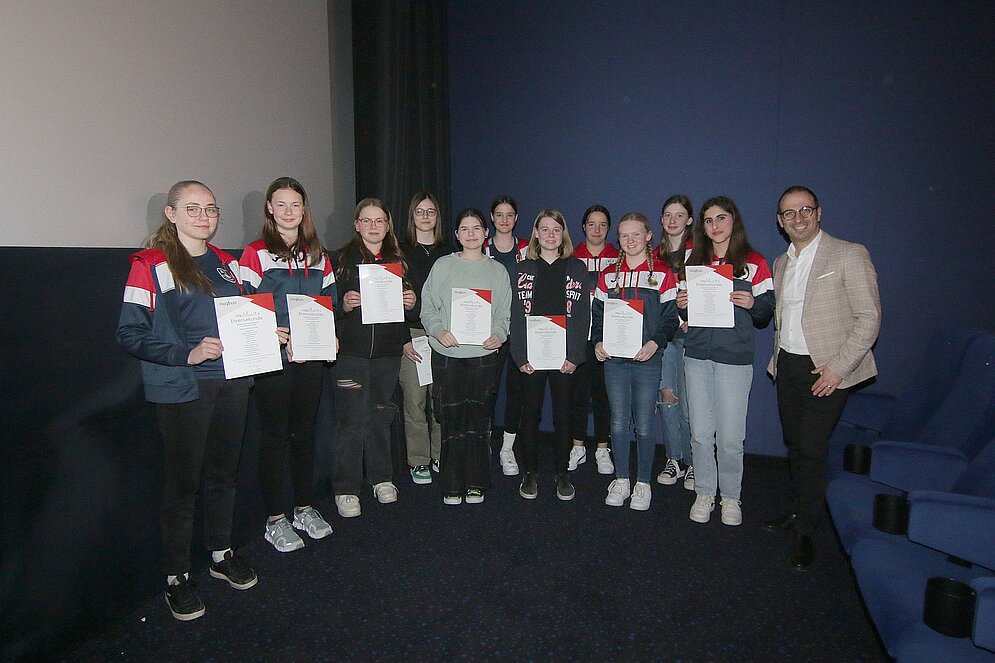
[331,354,401,495]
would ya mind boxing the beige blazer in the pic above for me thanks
[767,231,881,389]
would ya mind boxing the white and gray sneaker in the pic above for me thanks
[265,517,304,552]
[629,481,652,511]
[683,465,695,491]
[604,478,631,507]
[656,458,685,485]
[567,445,587,471]
[499,448,520,476]
[335,494,361,518]
[373,482,398,504]
[293,506,332,539]
[594,447,614,474]
[720,498,743,526]
[689,494,715,523]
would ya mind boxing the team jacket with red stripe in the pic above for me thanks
[484,238,529,265]
[682,251,775,366]
[238,240,337,328]
[573,241,619,293]
[116,245,243,403]
[592,258,680,353]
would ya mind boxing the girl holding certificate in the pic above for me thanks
[420,209,512,504]
[330,198,417,518]
[680,196,774,526]
[239,177,336,553]
[592,213,679,511]
[568,205,619,475]
[485,195,529,477]
[654,195,695,490]
[117,180,258,621]
[510,209,590,501]
[398,192,452,485]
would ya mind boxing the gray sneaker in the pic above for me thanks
[293,506,332,539]
[265,517,304,552]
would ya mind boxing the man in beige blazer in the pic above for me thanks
[764,185,881,570]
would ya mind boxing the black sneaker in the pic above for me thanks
[519,472,538,499]
[209,550,258,590]
[165,575,205,621]
[555,473,575,501]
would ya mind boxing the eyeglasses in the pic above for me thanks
[185,205,220,218]
[414,208,438,218]
[538,226,563,235]
[358,217,388,227]
[779,206,818,221]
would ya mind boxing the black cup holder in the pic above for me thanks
[872,493,909,535]
[843,444,871,474]
[923,576,977,638]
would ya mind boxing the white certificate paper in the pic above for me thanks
[686,264,734,328]
[411,335,433,386]
[603,299,644,359]
[359,263,404,324]
[214,293,283,379]
[450,288,491,345]
[526,315,566,371]
[287,294,337,362]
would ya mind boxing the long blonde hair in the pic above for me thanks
[612,212,657,295]
[526,208,574,260]
[146,180,216,294]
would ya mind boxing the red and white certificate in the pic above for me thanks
[686,264,734,328]
[450,287,491,345]
[287,294,336,361]
[214,293,283,379]
[526,315,566,371]
[359,263,404,324]
[603,298,643,359]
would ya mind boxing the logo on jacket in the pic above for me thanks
[218,268,237,284]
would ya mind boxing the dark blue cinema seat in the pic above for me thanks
[828,332,995,478]
[827,436,995,553]
[849,487,995,662]
[836,326,979,435]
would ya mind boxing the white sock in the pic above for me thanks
[167,573,185,585]
[501,432,516,451]
[212,548,231,563]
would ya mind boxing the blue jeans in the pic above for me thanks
[657,337,691,464]
[684,357,752,501]
[604,355,662,483]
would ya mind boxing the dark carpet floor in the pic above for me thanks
[62,449,886,662]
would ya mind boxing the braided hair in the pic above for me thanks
[612,212,657,295]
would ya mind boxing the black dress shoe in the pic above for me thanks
[791,534,815,571]
[763,512,798,532]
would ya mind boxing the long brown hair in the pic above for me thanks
[659,194,693,277]
[145,180,216,294]
[261,177,324,266]
[335,197,408,283]
[526,208,574,260]
[612,212,657,294]
[405,191,445,246]
[688,196,756,278]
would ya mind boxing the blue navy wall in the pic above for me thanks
[447,0,995,456]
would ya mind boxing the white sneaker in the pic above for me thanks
[431,458,440,473]
[629,481,652,511]
[683,465,695,491]
[499,448,519,476]
[335,494,361,518]
[292,506,332,539]
[264,517,304,552]
[604,478,631,507]
[567,445,587,471]
[594,448,614,474]
[443,495,462,505]
[372,482,398,504]
[656,458,685,485]
[720,498,743,526]
[689,494,714,522]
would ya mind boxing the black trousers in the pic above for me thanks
[519,369,572,474]
[156,377,250,575]
[254,360,324,515]
[433,352,499,495]
[776,351,849,535]
[569,342,609,444]
[331,354,400,495]
[493,342,524,435]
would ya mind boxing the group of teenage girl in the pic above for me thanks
[117,178,772,622]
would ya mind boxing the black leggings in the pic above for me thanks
[519,369,572,474]
[254,361,325,515]
[156,378,250,575]
[494,342,524,435]
[569,342,610,444]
